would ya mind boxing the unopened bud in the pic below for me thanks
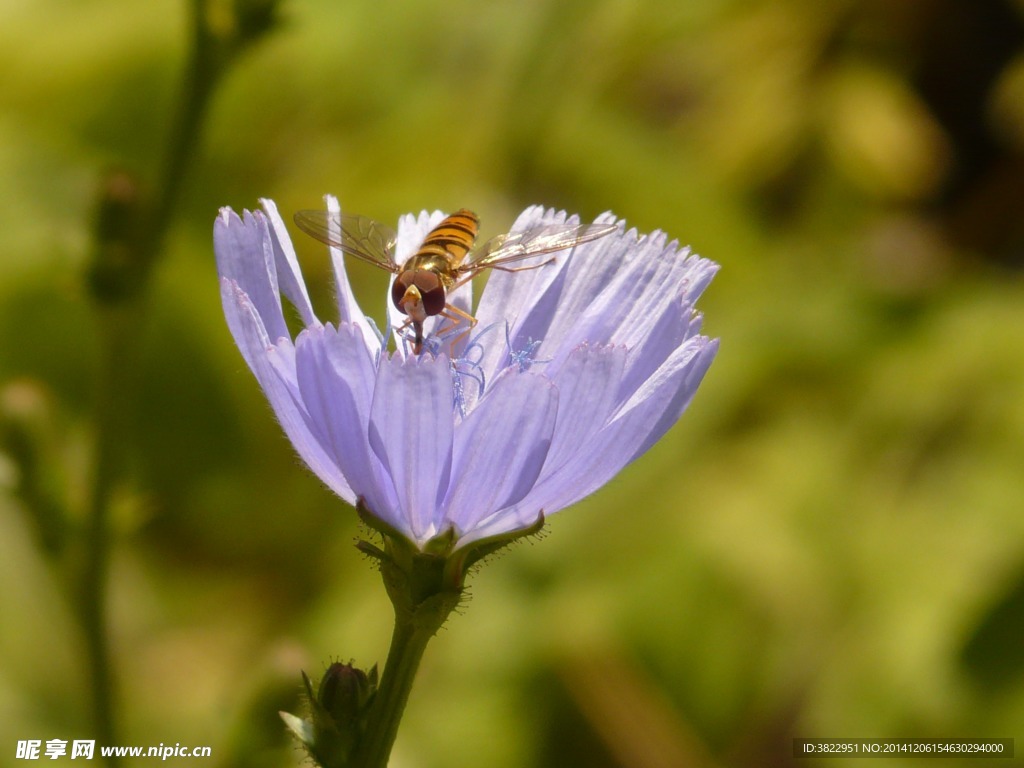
[280,662,378,768]
[317,662,377,728]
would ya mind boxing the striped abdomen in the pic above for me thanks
[407,208,480,279]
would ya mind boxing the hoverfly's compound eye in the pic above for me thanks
[391,274,411,315]
[412,271,445,316]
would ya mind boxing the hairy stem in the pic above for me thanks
[350,610,436,768]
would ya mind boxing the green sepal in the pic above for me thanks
[356,498,546,597]
[446,511,546,578]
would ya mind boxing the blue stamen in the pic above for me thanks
[505,322,549,372]
[450,356,486,417]
[446,323,501,416]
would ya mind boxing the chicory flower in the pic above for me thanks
[214,198,718,553]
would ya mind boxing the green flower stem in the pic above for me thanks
[81,3,227,752]
[335,504,546,767]
[80,309,138,768]
[138,0,225,272]
[351,606,438,768]
[348,512,466,768]
[80,4,279,763]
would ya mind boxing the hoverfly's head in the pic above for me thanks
[393,269,445,322]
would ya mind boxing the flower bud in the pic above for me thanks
[280,663,378,768]
[316,662,378,728]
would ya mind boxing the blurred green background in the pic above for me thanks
[3,0,1024,766]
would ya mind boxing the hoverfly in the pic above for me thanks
[293,207,617,354]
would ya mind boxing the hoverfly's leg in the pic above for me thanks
[447,256,556,296]
[393,316,421,355]
[434,303,478,354]
[447,274,474,294]
[486,255,556,273]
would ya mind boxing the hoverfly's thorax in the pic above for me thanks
[403,254,459,286]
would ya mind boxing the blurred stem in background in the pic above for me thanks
[80,1,282,762]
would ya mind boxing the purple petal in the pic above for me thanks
[472,207,582,379]
[320,195,383,355]
[259,198,318,327]
[368,353,455,542]
[220,279,355,502]
[442,369,558,536]
[459,506,544,549]
[537,343,626,479]
[473,207,572,332]
[540,229,709,354]
[515,336,718,516]
[214,209,289,343]
[621,336,718,461]
[614,300,701,405]
[294,323,400,524]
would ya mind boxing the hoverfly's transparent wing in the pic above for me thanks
[293,210,400,273]
[466,220,618,273]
